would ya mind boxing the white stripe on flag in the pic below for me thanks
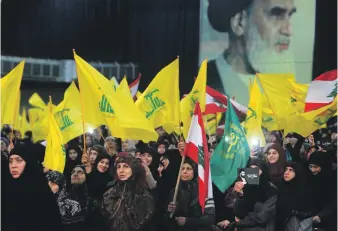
[198,164,204,182]
[306,80,337,103]
[208,167,213,198]
[130,83,139,97]
[186,114,203,146]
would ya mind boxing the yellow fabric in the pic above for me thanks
[204,113,222,135]
[284,98,337,137]
[29,93,46,109]
[31,117,48,142]
[110,76,119,92]
[44,98,66,173]
[18,108,31,136]
[54,82,95,143]
[181,59,207,138]
[244,77,266,149]
[136,91,142,98]
[12,92,21,131]
[1,61,25,125]
[288,79,309,115]
[257,73,295,130]
[28,108,45,129]
[74,51,158,141]
[136,59,180,133]
[118,77,132,97]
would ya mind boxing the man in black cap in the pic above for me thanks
[207,0,296,105]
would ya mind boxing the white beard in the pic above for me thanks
[245,24,294,74]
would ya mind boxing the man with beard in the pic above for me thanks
[207,0,296,105]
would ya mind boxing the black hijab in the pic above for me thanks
[87,153,112,199]
[275,162,313,230]
[142,146,161,181]
[307,151,336,212]
[234,158,274,219]
[64,145,82,180]
[3,144,62,231]
[169,158,200,218]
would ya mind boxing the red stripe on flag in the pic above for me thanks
[205,104,226,114]
[304,102,332,112]
[206,86,247,119]
[129,73,141,88]
[183,102,211,212]
[314,70,337,81]
[184,143,199,163]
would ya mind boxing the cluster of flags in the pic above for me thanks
[1,52,336,206]
[256,72,337,138]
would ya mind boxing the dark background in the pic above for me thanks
[1,0,337,106]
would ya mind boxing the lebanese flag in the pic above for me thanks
[205,86,247,120]
[183,102,213,212]
[129,73,141,98]
[205,88,226,114]
[304,70,337,112]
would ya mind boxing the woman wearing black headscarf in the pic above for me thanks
[64,145,82,181]
[307,151,337,231]
[220,158,278,231]
[155,148,183,230]
[275,162,313,231]
[86,153,112,231]
[3,144,62,231]
[101,155,155,231]
[165,158,215,231]
[265,143,286,188]
[140,146,160,189]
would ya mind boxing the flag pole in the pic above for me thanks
[98,127,106,142]
[170,55,185,218]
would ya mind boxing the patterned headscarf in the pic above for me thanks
[46,171,65,188]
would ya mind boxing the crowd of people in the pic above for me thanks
[1,120,337,231]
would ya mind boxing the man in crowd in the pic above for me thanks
[207,0,296,104]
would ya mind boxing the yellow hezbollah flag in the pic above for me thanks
[288,80,309,115]
[29,93,46,109]
[181,59,207,138]
[28,108,45,127]
[12,91,21,131]
[136,59,180,133]
[110,76,119,92]
[16,108,31,137]
[31,119,48,142]
[74,51,158,141]
[136,91,142,98]
[44,97,66,173]
[118,77,132,96]
[54,82,95,143]
[204,113,222,135]
[257,73,295,129]
[115,76,159,141]
[1,61,25,125]
[284,98,337,137]
[244,77,266,149]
